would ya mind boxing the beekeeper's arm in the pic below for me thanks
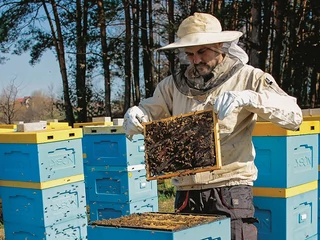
[214,73,302,130]
[123,77,173,136]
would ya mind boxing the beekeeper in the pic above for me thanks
[123,12,302,240]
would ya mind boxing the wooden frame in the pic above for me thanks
[92,212,227,231]
[143,109,222,180]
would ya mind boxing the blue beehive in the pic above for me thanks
[252,121,319,188]
[4,217,87,240]
[303,109,320,163]
[85,165,157,203]
[1,179,87,227]
[82,125,145,167]
[306,234,318,239]
[0,129,83,182]
[302,111,320,239]
[89,196,158,221]
[253,181,318,240]
[88,213,230,240]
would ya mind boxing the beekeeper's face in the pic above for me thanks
[184,43,224,76]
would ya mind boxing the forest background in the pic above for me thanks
[0,0,319,125]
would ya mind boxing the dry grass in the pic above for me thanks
[158,195,175,213]
[158,179,176,213]
[0,228,4,240]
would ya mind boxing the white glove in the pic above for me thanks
[214,90,255,120]
[123,106,148,136]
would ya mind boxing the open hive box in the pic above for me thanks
[143,109,221,180]
[88,212,230,239]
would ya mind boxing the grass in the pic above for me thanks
[158,193,175,213]
[0,225,3,240]
[157,179,176,213]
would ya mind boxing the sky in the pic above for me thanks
[0,51,109,100]
[0,51,62,97]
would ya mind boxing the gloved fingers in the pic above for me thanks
[214,92,237,120]
[127,106,147,122]
[135,114,148,124]
[214,92,231,113]
[123,117,143,136]
[214,90,256,120]
[131,116,144,131]
[123,106,147,136]
[219,102,236,120]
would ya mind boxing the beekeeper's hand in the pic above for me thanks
[214,90,256,120]
[123,106,148,136]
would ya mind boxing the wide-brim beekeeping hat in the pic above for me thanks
[158,12,243,50]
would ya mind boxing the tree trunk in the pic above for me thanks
[282,0,296,93]
[149,0,157,91]
[209,0,222,14]
[249,0,261,68]
[190,0,200,14]
[231,0,239,29]
[142,0,156,97]
[311,0,320,107]
[97,0,112,116]
[141,0,152,98]
[75,0,88,122]
[260,0,271,70]
[167,0,175,75]
[272,0,285,83]
[132,0,141,105]
[44,0,75,125]
[123,0,132,113]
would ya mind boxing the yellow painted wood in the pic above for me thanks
[73,121,113,128]
[83,125,125,135]
[0,129,14,133]
[0,174,84,189]
[304,116,320,121]
[0,128,83,143]
[47,122,71,129]
[0,124,16,129]
[253,181,318,198]
[302,108,320,120]
[252,121,319,136]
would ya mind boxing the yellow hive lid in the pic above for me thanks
[302,108,320,120]
[302,108,320,116]
[0,128,83,143]
[0,124,16,129]
[252,120,320,136]
[83,125,125,135]
[47,122,71,129]
[303,115,320,121]
[0,174,84,189]
[73,121,113,128]
[0,129,15,133]
[253,180,317,198]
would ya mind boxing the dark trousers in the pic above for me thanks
[174,185,258,240]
